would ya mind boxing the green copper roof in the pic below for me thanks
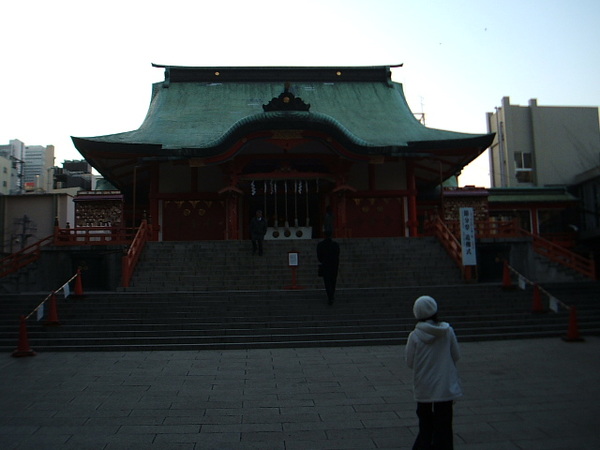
[74,65,492,156]
[488,187,578,203]
[72,65,494,190]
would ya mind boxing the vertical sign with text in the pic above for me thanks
[460,207,477,266]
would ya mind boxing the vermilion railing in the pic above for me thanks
[121,219,152,288]
[53,226,139,246]
[524,230,596,280]
[1,225,142,279]
[425,216,475,281]
[443,218,521,239]
[439,218,596,281]
[0,235,55,278]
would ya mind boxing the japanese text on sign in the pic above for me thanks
[460,207,477,266]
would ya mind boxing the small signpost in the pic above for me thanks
[285,251,303,290]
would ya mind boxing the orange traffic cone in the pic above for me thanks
[502,261,514,290]
[12,315,36,357]
[532,284,545,313]
[44,292,61,326]
[563,306,584,342]
[73,268,84,298]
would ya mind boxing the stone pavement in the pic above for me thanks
[1,337,599,449]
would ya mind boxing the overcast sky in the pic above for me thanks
[2,0,599,187]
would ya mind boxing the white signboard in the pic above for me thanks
[460,207,477,266]
[288,252,299,267]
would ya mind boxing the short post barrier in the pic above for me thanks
[44,292,61,326]
[72,268,85,298]
[502,261,514,290]
[12,316,36,357]
[9,272,79,355]
[500,265,584,342]
[563,306,584,342]
[531,283,546,313]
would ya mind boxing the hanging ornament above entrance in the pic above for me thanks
[263,82,311,112]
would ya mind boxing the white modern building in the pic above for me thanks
[486,97,600,188]
[23,144,55,192]
[0,139,26,194]
[0,154,11,195]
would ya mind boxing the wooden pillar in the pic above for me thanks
[406,161,419,237]
[531,206,539,235]
[149,164,160,241]
[336,194,348,238]
[191,167,199,193]
[225,193,240,240]
[368,164,376,192]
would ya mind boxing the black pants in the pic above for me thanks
[252,238,263,255]
[322,269,338,303]
[413,401,454,450]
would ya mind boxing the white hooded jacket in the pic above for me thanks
[405,320,463,402]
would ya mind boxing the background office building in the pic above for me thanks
[486,97,600,188]
[0,139,26,195]
[22,144,55,192]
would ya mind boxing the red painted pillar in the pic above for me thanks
[149,164,160,241]
[407,161,419,237]
[531,206,539,235]
[226,193,240,240]
[335,194,348,238]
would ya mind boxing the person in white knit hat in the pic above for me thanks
[405,295,462,450]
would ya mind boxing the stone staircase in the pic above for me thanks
[123,237,463,291]
[2,283,599,353]
[1,237,598,353]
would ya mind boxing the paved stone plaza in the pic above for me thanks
[2,337,599,449]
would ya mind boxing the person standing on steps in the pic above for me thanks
[323,205,334,237]
[250,210,268,256]
[317,230,340,305]
[405,295,463,450]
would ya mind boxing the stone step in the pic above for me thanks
[124,237,463,292]
[2,283,599,352]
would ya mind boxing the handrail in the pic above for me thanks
[441,219,595,280]
[121,220,151,288]
[425,216,474,281]
[443,219,521,239]
[53,226,138,246]
[0,235,54,278]
[522,229,596,280]
[1,226,140,278]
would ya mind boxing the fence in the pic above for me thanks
[425,216,475,281]
[121,219,152,288]
[0,235,55,278]
[53,226,139,246]
[438,218,596,281]
[11,269,84,357]
[501,261,583,341]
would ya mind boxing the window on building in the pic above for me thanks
[490,209,532,232]
[538,208,576,234]
[514,152,533,183]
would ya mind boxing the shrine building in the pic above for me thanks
[72,65,494,241]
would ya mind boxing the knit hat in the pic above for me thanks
[413,295,438,320]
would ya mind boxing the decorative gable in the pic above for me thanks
[263,83,310,112]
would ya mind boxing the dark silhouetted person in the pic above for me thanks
[406,295,462,450]
[250,210,267,256]
[323,205,334,237]
[317,231,339,305]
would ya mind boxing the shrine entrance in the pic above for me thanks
[161,199,226,241]
[243,178,332,240]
